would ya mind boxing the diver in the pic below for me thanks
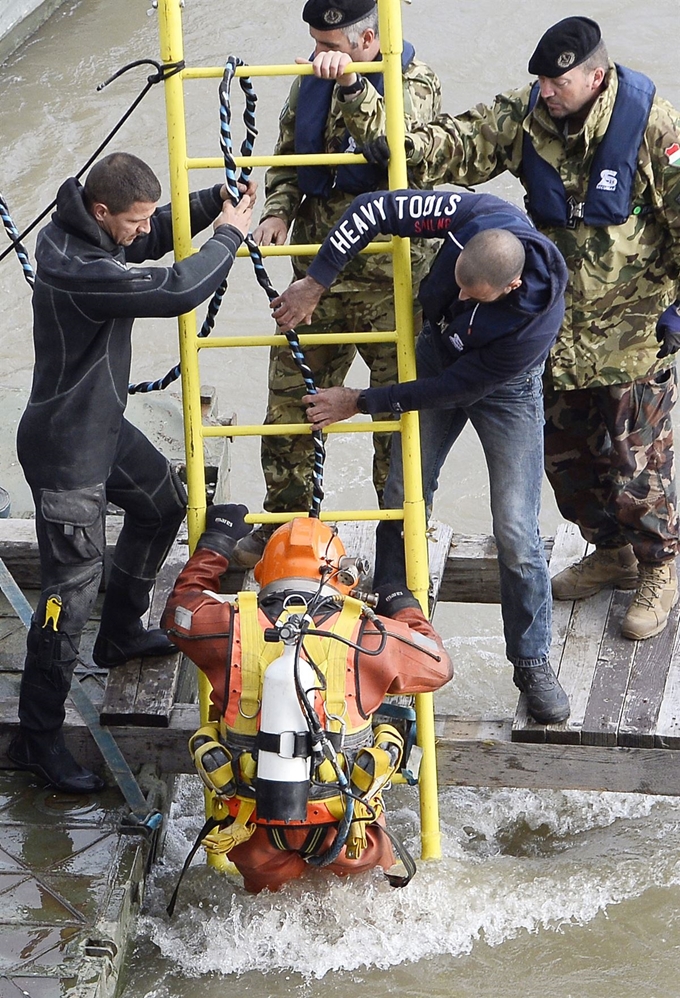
[162,503,453,894]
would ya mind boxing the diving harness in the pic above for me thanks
[167,588,417,914]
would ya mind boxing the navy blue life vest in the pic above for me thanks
[295,41,415,199]
[521,64,655,227]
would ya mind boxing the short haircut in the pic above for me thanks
[84,152,162,215]
[579,40,609,75]
[343,9,379,44]
[456,229,526,290]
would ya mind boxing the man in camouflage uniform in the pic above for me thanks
[232,0,441,567]
[397,16,680,640]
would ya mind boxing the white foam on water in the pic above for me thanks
[137,776,680,981]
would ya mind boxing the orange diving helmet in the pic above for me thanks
[254,518,361,595]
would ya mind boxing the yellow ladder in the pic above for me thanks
[155,0,441,861]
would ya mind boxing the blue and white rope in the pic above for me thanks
[0,194,35,287]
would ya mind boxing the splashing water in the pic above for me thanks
[135,775,680,982]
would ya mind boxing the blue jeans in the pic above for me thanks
[374,328,551,668]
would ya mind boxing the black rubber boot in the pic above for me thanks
[13,622,104,794]
[93,625,177,669]
[513,661,570,725]
[7,729,104,794]
[92,567,177,668]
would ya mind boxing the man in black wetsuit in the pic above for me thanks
[270,189,571,726]
[8,152,253,793]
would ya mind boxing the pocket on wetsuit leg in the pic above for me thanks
[40,485,106,565]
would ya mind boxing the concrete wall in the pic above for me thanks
[0,0,67,66]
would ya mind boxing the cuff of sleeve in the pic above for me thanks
[360,385,404,415]
[209,183,225,211]
[405,133,426,165]
[196,531,235,561]
[306,259,335,289]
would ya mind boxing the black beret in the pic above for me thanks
[528,16,602,78]
[302,0,376,31]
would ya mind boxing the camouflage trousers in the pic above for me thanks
[261,288,411,515]
[543,367,679,563]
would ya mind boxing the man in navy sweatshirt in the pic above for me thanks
[268,189,570,725]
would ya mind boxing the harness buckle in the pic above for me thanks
[566,196,585,229]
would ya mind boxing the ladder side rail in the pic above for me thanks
[379,0,441,861]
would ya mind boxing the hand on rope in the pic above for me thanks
[303,386,363,429]
[213,184,255,237]
[270,275,325,332]
[129,55,258,396]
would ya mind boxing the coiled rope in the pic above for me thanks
[130,56,326,518]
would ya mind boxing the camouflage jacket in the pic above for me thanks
[406,65,680,390]
[261,57,441,294]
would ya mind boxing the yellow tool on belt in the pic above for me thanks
[43,594,63,631]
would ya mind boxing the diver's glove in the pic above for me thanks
[196,503,250,560]
[374,583,421,617]
[656,302,680,359]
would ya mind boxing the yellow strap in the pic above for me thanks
[203,798,256,855]
[320,596,364,726]
[231,591,282,736]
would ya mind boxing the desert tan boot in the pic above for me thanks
[551,545,638,600]
[621,561,679,640]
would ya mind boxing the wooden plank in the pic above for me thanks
[547,588,613,744]
[618,600,680,748]
[655,622,680,748]
[427,520,455,612]
[581,590,637,746]
[5,699,680,796]
[436,735,680,797]
[512,523,588,742]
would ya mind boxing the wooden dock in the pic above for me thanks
[2,518,680,797]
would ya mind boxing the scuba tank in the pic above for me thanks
[256,636,317,821]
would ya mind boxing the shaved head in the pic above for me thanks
[456,229,526,291]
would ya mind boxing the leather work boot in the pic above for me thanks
[513,661,570,725]
[8,729,105,794]
[230,524,274,568]
[621,560,679,640]
[551,545,638,600]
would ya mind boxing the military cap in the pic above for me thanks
[528,16,602,77]
[302,0,376,31]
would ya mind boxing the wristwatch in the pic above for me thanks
[356,391,370,414]
[338,75,364,97]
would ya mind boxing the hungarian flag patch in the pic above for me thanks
[666,142,680,166]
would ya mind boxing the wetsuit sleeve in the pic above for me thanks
[161,548,236,674]
[354,612,452,708]
[306,189,482,287]
[125,185,224,263]
[72,224,244,320]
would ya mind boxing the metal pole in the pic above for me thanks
[378,0,441,861]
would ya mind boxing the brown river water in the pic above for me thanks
[1,1,680,995]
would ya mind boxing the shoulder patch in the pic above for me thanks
[665,142,680,166]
